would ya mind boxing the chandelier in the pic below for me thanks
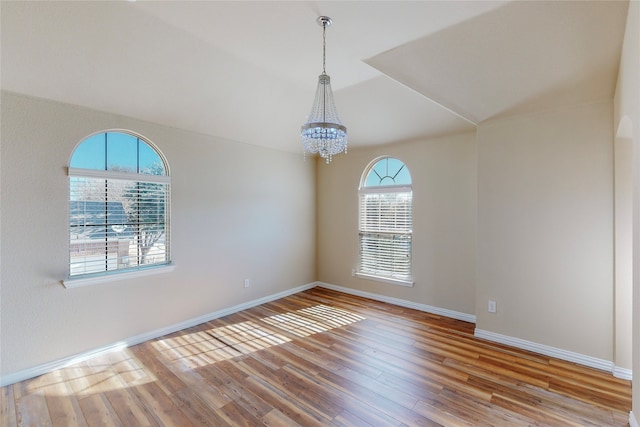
[301,16,347,164]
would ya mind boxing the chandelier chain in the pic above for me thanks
[322,22,326,122]
[322,21,327,74]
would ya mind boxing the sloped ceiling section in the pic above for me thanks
[0,1,629,152]
[366,1,629,124]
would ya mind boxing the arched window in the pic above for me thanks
[67,130,171,283]
[358,157,413,285]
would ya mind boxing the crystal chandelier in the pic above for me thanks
[301,16,347,164]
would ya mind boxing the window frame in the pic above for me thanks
[357,157,414,287]
[63,130,173,288]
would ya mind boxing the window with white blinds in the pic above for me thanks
[358,157,413,285]
[68,131,170,280]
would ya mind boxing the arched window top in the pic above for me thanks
[65,130,171,286]
[357,156,413,285]
[70,130,168,176]
[361,157,411,189]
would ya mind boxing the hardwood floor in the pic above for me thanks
[1,287,632,426]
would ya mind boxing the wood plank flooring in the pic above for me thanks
[1,287,632,426]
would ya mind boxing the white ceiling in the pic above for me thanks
[0,1,629,154]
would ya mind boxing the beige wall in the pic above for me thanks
[317,132,477,316]
[614,0,639,423]
[615,130,633,373]
[0,92,316,378]
[476,101,614,360]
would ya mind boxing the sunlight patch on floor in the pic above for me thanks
[263,304,365,337]
[154,304,366,367]
[25,350,155,397]
[24,303,365,397]
[154,320,291,368]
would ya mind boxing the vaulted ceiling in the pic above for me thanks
[1,1,629,153]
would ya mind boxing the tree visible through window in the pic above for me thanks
[68,131,170,279]
[358,157,413,285]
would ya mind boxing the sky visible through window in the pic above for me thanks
[70,132,165,175]
[364,157,411,187]
[68,131,170,276]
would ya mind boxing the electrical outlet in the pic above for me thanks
[244,279,251,288]
[488,300,497,313]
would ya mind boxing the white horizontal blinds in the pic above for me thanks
[69,176,170,277]
[68,131,170,280]
[359,191,413,281]
[360,192,412,233]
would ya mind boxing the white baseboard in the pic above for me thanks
[318,283,635,378]
[612,365,633,381]
[630,411,639,427]
[317,281,476,323]
[474,328,616,373]
[0,282,317,387]
[3,281,632,389]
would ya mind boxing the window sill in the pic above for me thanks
[62,264,175,289]
[355,272,414,287]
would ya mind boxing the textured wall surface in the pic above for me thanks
[0,92,317,378]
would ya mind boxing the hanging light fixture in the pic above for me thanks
[301,16,347,164]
